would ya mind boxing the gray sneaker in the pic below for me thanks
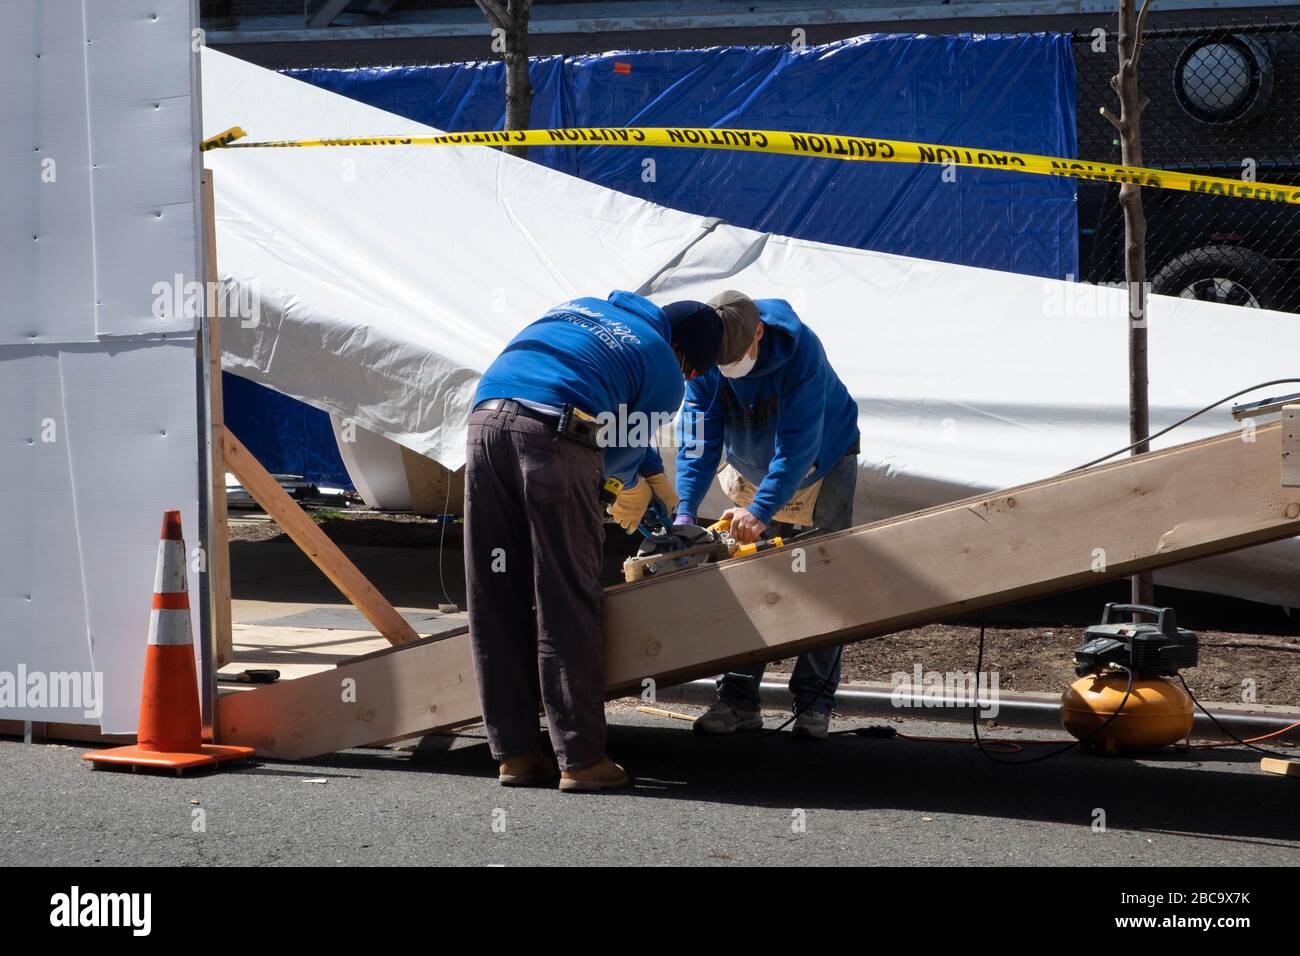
[791,708,831,740]
[693,700,763,735]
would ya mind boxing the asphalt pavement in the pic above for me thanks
[3,707,1297,867]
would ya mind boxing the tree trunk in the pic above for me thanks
[474,0,533,159]
[502,11,532,159]
[1111,1,1154,608]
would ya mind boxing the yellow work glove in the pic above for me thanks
[608,479,653,534]
[642,471,680,514]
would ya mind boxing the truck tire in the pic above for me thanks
[1151,245,1287,310]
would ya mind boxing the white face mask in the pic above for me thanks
[719,352,758,378]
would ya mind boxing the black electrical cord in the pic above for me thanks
[756,644,844,739]
[969,612,1136,764]
[435,471,457,609]
[1176,673,1297,760]
[1066,378,1300,473]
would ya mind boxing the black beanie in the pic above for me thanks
[662,300,722,376]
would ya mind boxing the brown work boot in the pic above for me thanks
[498,751,558,787]
[558,755,630,793]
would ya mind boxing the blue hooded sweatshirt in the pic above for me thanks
[675,300,859,526]
[473,290,680,487]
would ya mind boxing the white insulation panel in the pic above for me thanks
[1,0,199,344]
[58,341,201,732]
[0,0,97,345]
[1,1,203,733]
[85,1,199,338]
[0,349,95,724]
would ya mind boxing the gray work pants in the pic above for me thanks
[464,405,608,771]
[716,451,859,715]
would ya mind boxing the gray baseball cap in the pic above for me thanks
[708,290,760,364]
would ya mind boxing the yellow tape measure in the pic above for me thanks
[200,125,1300,206]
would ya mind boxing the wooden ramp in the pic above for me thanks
[219,421,1300,760]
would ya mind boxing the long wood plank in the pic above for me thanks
[201,171,234,668]
[219,422,1300,759]
[221,429,420,647]
[1260,758,1300,778]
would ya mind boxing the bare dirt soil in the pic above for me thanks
[770,623,1300,707]
[229,510,453,548]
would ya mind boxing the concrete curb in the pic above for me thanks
[654,677,1300,744]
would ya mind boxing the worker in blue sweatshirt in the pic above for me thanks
[675,290,860,739]
[466,291,722,791]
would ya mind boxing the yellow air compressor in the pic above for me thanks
[1061,604,1197,754]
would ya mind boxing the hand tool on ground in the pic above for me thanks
[622,514,785,582]
[217,669,281,684]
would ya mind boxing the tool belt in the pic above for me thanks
[719,440,859,527]
[473,398,602,449]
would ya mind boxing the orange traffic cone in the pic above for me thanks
[84,510,254,774]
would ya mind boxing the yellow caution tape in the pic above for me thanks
[200,126,248,152]
[203,126,1300,205]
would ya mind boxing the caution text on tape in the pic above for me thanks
[201,126,1300,205]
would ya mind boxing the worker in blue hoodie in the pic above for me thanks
[675,290,860,739]
[466,291,722,791]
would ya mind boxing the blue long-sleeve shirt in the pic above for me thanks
[675,300,859,525]
[474,291,682,488]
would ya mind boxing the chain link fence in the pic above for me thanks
[1073,15,1300,315]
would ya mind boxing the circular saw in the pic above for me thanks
[622,515,784,583]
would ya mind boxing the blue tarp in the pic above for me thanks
[223,373,351,487]
[288,33,1079,278]
[235,33,1079,485]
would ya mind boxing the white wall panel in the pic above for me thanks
[0,0,97,345]
[85,1,199,337]
[58,341,201,733]
[1,0,203,733]
[0,348,96,724]
[0,0,199,344]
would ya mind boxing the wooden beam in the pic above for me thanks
[1260,758,1300,778]
[201,171,234,668]
[221,428,420,647]
[221,628,476,757]
[220,422,1300,760]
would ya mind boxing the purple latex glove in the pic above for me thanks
[674,513,697,526]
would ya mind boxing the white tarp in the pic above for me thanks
[201,48,1300,607]
[201,48,711,467]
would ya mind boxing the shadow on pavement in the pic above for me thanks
[249,720,1300,850]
